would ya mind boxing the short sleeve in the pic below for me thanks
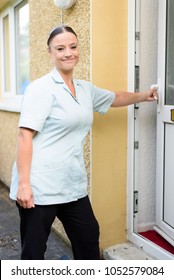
[19,78,53,132]
[91,84,115,114]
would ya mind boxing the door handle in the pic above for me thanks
[151,82,160,113]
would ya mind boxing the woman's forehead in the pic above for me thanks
[51,32,78,44]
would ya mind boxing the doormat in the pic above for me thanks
[139,230,174,254]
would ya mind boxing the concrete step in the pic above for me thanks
[103,242,155,260]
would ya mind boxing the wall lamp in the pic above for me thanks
[54,0,77,9]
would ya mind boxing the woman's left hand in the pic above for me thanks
[144,88,158,102]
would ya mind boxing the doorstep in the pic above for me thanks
[103,242,155,260]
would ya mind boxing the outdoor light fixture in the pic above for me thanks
[54,0,77,9]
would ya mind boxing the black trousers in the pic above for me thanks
[17,196,100,260]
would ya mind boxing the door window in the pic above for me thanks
[165,0,174,105]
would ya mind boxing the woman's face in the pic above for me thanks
[48,32,79,74]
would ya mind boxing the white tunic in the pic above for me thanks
[10,68,115,205]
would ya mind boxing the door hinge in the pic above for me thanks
[134,191,138,213]
[135,65,140,92]
[135,31,140,41]
[134,141,139,150]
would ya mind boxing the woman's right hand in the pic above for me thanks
[16,127,36,209]
[17,183,35,209]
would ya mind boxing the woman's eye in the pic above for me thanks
[71,45,77,49]
[56,47,64,51]
[54,47,64,52]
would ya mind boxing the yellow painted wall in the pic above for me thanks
[91,0,128,248]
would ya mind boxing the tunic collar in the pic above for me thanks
[50,67,80,87]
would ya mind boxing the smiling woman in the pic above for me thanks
[10,25,115,260]
[9,24,157,260]
[47,26,79,86]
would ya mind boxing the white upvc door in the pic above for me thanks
[155,0,174,246]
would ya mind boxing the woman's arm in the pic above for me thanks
[111,88,158,107]
[16,127,36,209]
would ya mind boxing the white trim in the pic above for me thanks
[0,96,22,112]
[156,0,174,243]
[154,226,174,247]
[0,5,17,97]
[127,0,135,239]
[0,8,10,96]
[9,4,16,97]
[127,0,174,260]
[89,0,93,201]
[129,233,174,260]
[0,0,29,112]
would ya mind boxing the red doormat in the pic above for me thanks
[140,230,174,254]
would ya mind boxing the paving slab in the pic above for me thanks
[103,242,155,260]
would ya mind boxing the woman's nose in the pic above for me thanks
[64,48,72,56]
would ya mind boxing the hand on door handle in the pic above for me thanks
[151,84,159,100]
[151,84,160,112]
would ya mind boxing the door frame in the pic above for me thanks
[154,0,174,245]
[127,0,174,260]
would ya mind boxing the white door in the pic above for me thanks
[155,0,174,246]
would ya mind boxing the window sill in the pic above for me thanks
[0,96,22,113]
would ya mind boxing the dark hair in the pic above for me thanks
[47,25,77,46]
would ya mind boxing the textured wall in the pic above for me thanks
[29,0,90,81]
[0,111,19,186]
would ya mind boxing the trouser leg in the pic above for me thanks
[17,203,56,260]
[57,196,100,260]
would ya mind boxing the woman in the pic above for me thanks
[10,25,157,260]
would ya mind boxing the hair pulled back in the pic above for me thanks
[47,25,77,47]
